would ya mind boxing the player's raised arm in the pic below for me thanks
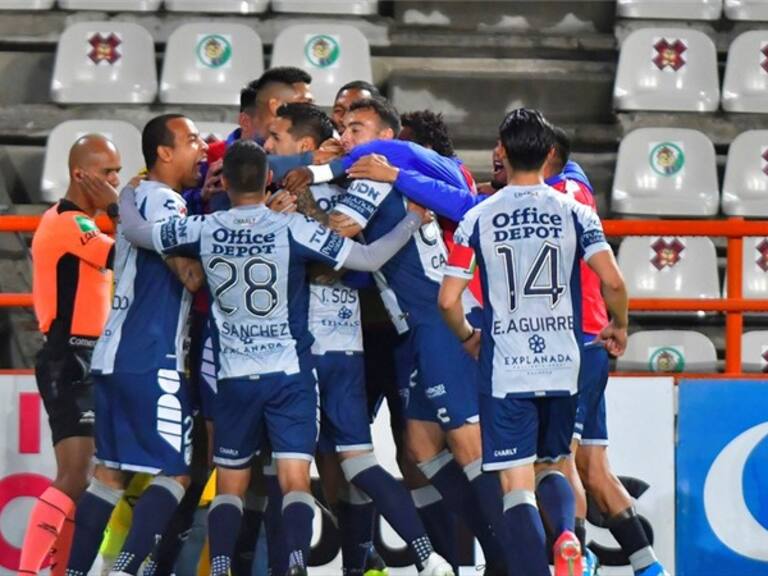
[118,185,155,250]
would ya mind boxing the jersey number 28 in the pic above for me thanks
[207,256,279,317]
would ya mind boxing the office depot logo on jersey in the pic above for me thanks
[491,207,563,242]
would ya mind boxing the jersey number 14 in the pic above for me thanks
[496,242,566,312]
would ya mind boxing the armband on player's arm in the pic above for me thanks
[118,185,156,251]
[340,211,421,272]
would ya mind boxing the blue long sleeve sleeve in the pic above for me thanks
[394,169,484,222]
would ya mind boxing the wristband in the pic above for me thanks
[307,164,334,184]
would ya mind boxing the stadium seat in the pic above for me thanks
[742,331,768,372]
[617,330,718,372]
[722,31,768,113]
[164,0,268,13]
[614,28,720,112]
[41,120,144,203]
[617,0,723,20]
[612,128,719,217]
[271,0,378,15]
[0,0,54,8]
[722,130,768,216]
[743,236,768,298]
[617,236,720,299]
[160,23,263,106]
[724,0,768,20]
[271,24,372,107]
[58,0,162,10]
[51,22,157,104]
[196,122,239,142]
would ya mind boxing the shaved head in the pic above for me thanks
[68,134,121,177]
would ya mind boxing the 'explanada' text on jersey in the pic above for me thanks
[308,183,362,355]
[151,204,352,379]
[92,180,192,375]
[446,184,610,398]
[334,179,448,325]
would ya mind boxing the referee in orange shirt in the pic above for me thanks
[19,134,121,576]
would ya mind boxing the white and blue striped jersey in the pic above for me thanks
[92,180,192,375]
[446,184,610,398]
[334,179,448,327]
[150,204,352,380]
[308,183,362,355]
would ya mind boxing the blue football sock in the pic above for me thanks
[208,494,244,576]
[502,491,550,576]
[411,486,457,570]
[607,507,657,572]
[536,471,575,537]
[65,480,123,576]
[282,491,316,569]
[342,453,433,565]
[111,477,186,575]
[464,459,510,572]
[337,486,375,575]
[264,469,288,576]
[233,495,265,576]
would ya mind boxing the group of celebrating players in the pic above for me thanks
[20,66,671,576]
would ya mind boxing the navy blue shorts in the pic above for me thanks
[188,312,218,421]
[94,367,193,476]
[573,334,610,445]
[316,352,373,454]
[213,366,319,469]
[480,392,578,472]
[365,324,409,433]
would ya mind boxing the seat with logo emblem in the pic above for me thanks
[722,31,768,113]
[196,122,240,143]
[160,23,263,106]
[614,28,720,111]
[612,128,719,216]
[271,24,372,107]
[617,0,723,20]
[51,22,157,104]
[741,237,768,298]
[725,0,768,20]
[742,331,768,372]
[617,236,720,301]
[617,330,718,372]
[0,0,54,8]
[722,130,768,216]
[272,0,378,15]
[58,0,162,10]
[164,0,268,13]
[41,120,144,203]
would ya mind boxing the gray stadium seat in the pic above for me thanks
[51,22,157,104]
[722,31,768,113]
[742,331,768,372]
[41,120,143,203]
[164,0,268,13]
[725,0,768,20]
[196,122,239,142]
[271,23,372,107]
[58,0,162,10]
[612,128,719,217]
[0,0,53,7]
[272,0,378,15]
[614,28,720,112]
[617,0,723,20]
[160,23,263,106]
[722,130,768,217]
[744,236,768,298]
[618,236,720,300]
[618,330,718,372]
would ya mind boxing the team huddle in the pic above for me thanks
[22,67,670,576]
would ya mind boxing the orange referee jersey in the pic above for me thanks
[32,199,114,343]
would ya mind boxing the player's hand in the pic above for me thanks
[267,190,297,214]
[406,200,434,226]
[201,159,224,201]
[462,329,481,360]
[313,138,345,164]
[594,321,628,357]
[329,212,362,237]
[282,167,313,194]
[128,171,147,189]
[346,154,399,183]
[77,170,119,212]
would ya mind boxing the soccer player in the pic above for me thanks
[438,108,629,576]
[65,114,208,576]
[118,139,455,576]
[331,80,382,133]
[20,135,120,576]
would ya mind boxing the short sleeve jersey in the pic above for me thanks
[151,203,352,379]
[446,184,610,398]
[32,200,114,347]
[334,179,448,325]
[91,180,192,375]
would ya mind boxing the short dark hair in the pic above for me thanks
[349,98,401,134]
[335,80,381,101]
[276,103,334,147]
[223,140,269,194]
[142,113,186,170]
[498,108,555,172]
[400,110,455,158]
[240,67,313,113]
[551,126,571,172]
